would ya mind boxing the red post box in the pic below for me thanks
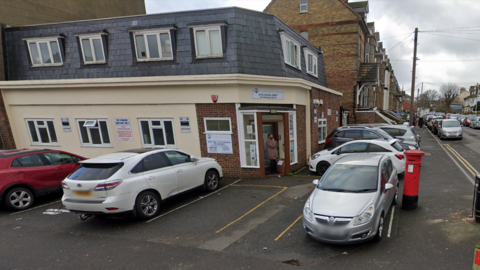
[402,150,425,210]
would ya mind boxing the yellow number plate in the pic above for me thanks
[74,190,93,197]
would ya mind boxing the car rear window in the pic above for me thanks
[68,163,123,180]
[375,129,394,140]
[344,130,362,139]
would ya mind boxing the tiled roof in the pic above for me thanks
[358,63,379,83]
[348,1,368,9]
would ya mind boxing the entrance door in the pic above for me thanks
[262,123,278,174]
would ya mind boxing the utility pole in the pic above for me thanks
[409,28,418,126]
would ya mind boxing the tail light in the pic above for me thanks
[62,181,70,190]
[395,154,404,160]
[435,124,438,128]
[325,137,332,145]
[94,179,123,191]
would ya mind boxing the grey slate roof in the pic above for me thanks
[358,63,379,83]
[2,7,327,87]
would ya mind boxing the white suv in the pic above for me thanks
[62,149,223,219]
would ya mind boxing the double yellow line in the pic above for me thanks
[444,144,479,176]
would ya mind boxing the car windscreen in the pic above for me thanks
[318,164,378,192]
[443,121,460,127]
[68,163,124,180]
[468,115,477,120]
[375,129,394,140]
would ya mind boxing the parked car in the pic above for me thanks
[303,154,399,243]
[458,115,467,125]
[324,126,418,151]
[427,116,443,131]
[438,119,463,140]
[62,149,222,219]
[432,119,444,135]
[448,114,460,120]
[378,125,421,146]
[463,115,477,127]
[470,117,480,129]
[0,149,85,210]
[309,139,405,175]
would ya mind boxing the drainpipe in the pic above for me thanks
[353,84,357,124]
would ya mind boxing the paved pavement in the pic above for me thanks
[0,127,478,269]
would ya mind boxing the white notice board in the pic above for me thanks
[115,118,133,141]
[206,134,233,154]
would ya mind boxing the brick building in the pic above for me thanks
[264,0,403,123]
[0,7,342,178]
[0,0,146,149]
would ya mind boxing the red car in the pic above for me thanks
[0,149,86,211]
[464,115,477,127]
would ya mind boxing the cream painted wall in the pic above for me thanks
[7,104,200,159]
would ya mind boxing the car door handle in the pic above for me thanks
[176,169,183,173]
[55,168,63,171]
[147,176,155,180]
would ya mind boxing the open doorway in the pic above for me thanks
[261,114,286,175]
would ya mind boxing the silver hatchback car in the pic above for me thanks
[303,154,398,243]
[438,119,463,140]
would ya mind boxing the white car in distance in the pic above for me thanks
[309,139,406,175]
[62,149,223,220]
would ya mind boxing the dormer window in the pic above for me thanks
[280,32,301,70]
[191,25,224,59]
[78,34,106,64]
[300,0,308,13]
[132,29,174,61]
[25,37,63,67]
[303,48,318,77]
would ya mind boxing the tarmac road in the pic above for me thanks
[0,127,478,269]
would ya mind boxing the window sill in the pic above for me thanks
[299,11,308,14]
[307,72,319,78]
[318,140,325,144]
[290,162,298,166]
[204,132,233,135]
[142,146,178,149]
[31,143,61,147]
[136,58,174,62]
[83,61,107,65]
[31,63,63,68]
[240,165,260,169]
[80,145,114,148]
[195,55,224,59]
[285,62,301,71]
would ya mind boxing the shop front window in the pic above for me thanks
[289,113,297,164]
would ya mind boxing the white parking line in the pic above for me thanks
[9,200,62,216]
[146,179,242,223]
[387,206,395,238]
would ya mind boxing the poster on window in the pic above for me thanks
[180,117,191,133]
[206,134,233,154]
[115,118,133,141]
[250,144,257,166]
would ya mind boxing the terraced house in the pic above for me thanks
[265,0,403,124]
[0,7,342,178]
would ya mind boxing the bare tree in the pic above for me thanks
[418,89,439,108]
[439,82,460,110]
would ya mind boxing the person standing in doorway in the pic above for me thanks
[266,133,278,173]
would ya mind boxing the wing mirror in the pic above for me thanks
[385,183,394,191]
[312,179,319,186]
[190,155,199,163]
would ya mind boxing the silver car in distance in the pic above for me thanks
[303,154,399,244]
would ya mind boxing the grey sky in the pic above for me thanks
[145,0,480,94]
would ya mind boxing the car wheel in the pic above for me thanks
[135,191,160,220]
[4,187,34,211]
[373,214,384,242]
[316,161,330,175]
[204,170,219,192]
[392,184,399,206]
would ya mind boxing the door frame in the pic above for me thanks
[256,112,290,178]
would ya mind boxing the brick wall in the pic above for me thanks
[310,89,343,154]
[195,103,260,179]
[356,111,375,124]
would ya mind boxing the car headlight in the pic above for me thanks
[303,198,314,222]
[353,204,375,226]
[311,154,320,160]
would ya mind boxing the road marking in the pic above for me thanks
[216,185,288,233]
[429,131,475,185]
[275,215,303,241]
[444,145,476,176]
[444,144,479,174]
[387,206,395,238]
[9,200,61,216]
[146,179,242,223]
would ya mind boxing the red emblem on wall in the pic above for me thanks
[475,251,480,265]
[211,95,219,103]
